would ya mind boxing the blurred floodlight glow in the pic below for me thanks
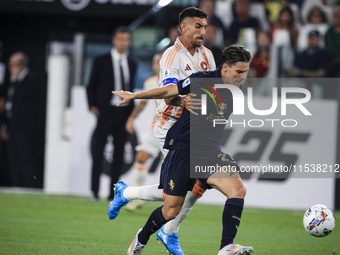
[129,0,173,31]
[158,0,173,7]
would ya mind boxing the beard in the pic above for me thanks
[192,37,204,48]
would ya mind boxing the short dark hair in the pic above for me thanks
[221,45,251,66]
[112,26,130,38]
[179,7,208,24]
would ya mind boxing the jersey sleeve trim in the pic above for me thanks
[165,44,181,68]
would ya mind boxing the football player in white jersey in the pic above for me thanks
[124,53,163,211]
[153,16,216,154]
[109,7,216,255]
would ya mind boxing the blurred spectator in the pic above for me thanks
[0,83,10,186]
[249,30,271,78]
[203,24,223,67]
[264,0,289,27]
[199,0,227,45]
[86,26,138,200]
[167,26,181,46]
[156,26,180,51]
[271,6,299,48]
[229,0,262,44]
[290,0,305,9]
[325,2,340,77]
[4,52,46,188]
[286,30,328,77]
[298,5,329,51]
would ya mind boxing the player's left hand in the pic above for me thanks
[184,93,201,115]
[112,90,135,106]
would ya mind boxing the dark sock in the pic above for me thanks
[220,198,244,249]
[138,206,168,245]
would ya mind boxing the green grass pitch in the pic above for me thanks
[0,191,339,254]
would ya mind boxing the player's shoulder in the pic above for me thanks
[190,69,217,79]
[162,43,185,68]
[200,45,213,55]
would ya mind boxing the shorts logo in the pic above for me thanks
[169,180,175,191]
[200,61,208,71]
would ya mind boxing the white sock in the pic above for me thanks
[123,184,163,201]
[163,191,199,234]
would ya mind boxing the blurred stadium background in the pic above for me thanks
[1,0,340,254]
[0,0,339,212]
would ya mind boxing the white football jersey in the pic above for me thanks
[154,37,216,130]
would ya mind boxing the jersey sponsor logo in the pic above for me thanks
[163,77,178,86]
[200,61,208,71]
[184,64,191,71]
[182,78,190,88]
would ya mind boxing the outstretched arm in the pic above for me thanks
[112,85,179,106]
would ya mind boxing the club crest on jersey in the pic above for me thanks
[217,102,227,115]
[182,78,190,88]
[200,61,208,71]
[169,180,175,191]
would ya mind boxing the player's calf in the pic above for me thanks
[162,195,185,220]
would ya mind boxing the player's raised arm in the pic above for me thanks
[112,85,179,106]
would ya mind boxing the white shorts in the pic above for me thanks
[135,128,160,158]
[153,125,169,158]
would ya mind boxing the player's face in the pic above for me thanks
[221,62,249,87]
[112,32,131,54]
[181,17,208,48]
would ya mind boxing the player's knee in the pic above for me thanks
[162,206,181,220]
[230,185,246,199]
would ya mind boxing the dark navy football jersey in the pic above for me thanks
[164,67,234,156]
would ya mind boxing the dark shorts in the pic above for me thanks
[159,149,241,196]
[191,149,241,189]
[159,150,195,197]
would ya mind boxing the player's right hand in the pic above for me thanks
[112,90,134,106]
[184,93,201,115]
